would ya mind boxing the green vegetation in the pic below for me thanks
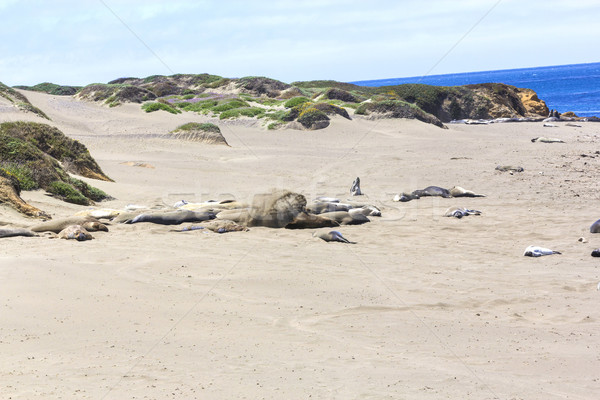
[172,122,221,133]
[219,107,265,120]
[0,162,38,190]
[141,102,181,114]
[47,181,90,205]
[211,99,249,112]
[284,96,310,108]
[13,82,81,96]
[0,122,111,205]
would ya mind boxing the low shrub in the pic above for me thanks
[47,181,90,205]
[284,96,310,108]
[141,102,181,114]
[219,107,265,120]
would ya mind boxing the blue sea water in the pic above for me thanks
[351,62,600,117]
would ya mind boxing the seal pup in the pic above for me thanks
[0,228,38,238]
[523,245,561,257]
[58,225,94,241]
[313,230,356,244]
[449,186,486,198]
[590,219,600,233]
[531,137,564,143]
[350,177,362,196]
[443,206,481,218]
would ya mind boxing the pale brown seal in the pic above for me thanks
[31,217,108,233]
[449,186,486,198]
[0,228,38,238]
[285,212,339,229]
[318,211,369,225]
[58,225,94,241]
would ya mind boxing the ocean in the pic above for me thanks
[351,62,600,118]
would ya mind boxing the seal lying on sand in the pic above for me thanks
[496,165,524,173]
[443,206,481,218]
[318,211,369,225]
[590,219,600,233]
[449,186,486,198]
[393,185,485,202]
[247,190,306,228]
[531,137,564,143]
[74,208,121,220]
[31,217,108,233]
[0,228,38,238]
[58,225,94,241]
[173,219,249,233]
[523,245,561,257]
[127,210,216,225]
[285,212,340,229]
[313,230,356,244]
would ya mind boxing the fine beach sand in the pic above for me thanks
[1,90,600,399]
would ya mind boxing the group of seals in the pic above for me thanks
[393,186,485,202]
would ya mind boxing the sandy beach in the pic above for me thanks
[1,90,600,399]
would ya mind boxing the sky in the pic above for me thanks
[1,0,599,86]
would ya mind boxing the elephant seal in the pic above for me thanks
[306,202,350,214]
[74,208,121,220]
[247,190,306,228]
[216,209,250,224]
[174,219,249,234]
[591,249,600,257]
[179,200,247,212]
[415,186,451,198]
[523,245,561,257]
[449,186,486,198]
[590,219,600,233]
[319,211,369,225]
[496,165,524,173]
[285,212,339,229]
[531,137,564,143]
[58,225,94,241]
[350,177,362,196]
[0,228,38,238]
[348,205,381,217]
[313,230,356,244]
[443,206,481,218]
[31,217,108,233]
[127,210,216,225]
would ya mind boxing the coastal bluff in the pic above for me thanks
[17,74,550,129]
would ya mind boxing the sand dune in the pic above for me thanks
[1,91,599,399]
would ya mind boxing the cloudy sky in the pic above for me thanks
[1,0,598,86]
